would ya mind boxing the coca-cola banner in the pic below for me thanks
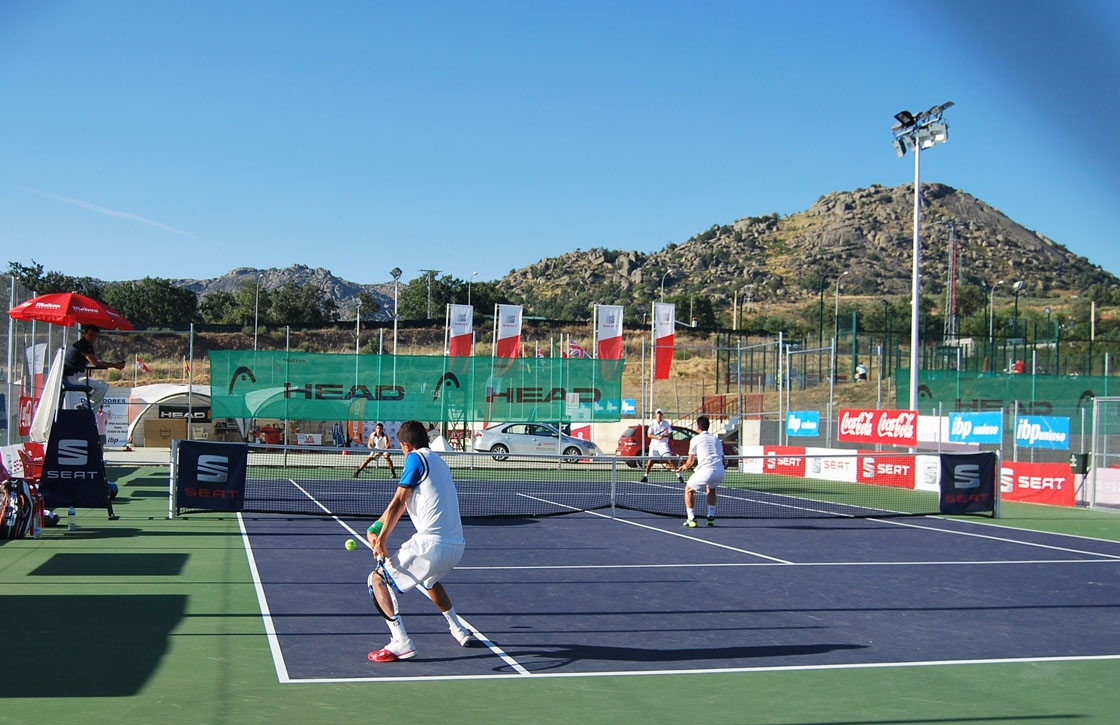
[837,409,918,446]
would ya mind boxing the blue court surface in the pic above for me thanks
[239,509,1120,683]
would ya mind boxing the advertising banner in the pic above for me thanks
[494,304,523,358]
[837,409,918,446]
[999,460,1076,506]
[595,304,624,360]
[786,410,820,437]
[175,440,248,513]
[763,445,807,477]
[209,350,624,422]
[39,409,108,510]
[939,452,997,515]
[447,304,473,357]
[947,411,1003,444]
[856,451,916,489]
[103,393,131,448]
[1013,415,1070,450]
[653,302,675,380]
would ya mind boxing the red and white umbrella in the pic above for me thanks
[8,292,134,330]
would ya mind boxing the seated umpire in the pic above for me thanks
[63,324,124,409]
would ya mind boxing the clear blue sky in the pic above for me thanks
[2,1,1118,289]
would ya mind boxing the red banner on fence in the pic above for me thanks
[763,445,807,477]
[999,461,1076,507]
[857,451,916,489]
[837,409,918,446]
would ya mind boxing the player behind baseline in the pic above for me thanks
[674,415,724,528]
[366,419,479,662]
[641,408,681,483]
[353,422,396,477]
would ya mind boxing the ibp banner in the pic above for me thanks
[837,409,917,446]
[999,460,1076,507]
[786,410,820,437]
[947,411,1003,444]
[103,393,131,448]
[939,452,997,515]
[1014,415,1071,450]
[175,441,248,513]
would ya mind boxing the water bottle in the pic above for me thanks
[33,509,42,539]
[67,506,77,531]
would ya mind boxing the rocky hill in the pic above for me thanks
[173,264,394,320]
[499,183,1117,319]
[170,184,1118,323]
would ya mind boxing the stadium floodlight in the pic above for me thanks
[390,267,402,356]
[661,269,673,302]
[890,101,954,413]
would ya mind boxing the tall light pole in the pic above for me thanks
[355,298,362,356]
[660,269,673,302]
[988,279,1003,344]
[468,271,478,306]
[892,101,954,411]
[419,269,439,319]
[1012,280,1024,338]
[833,271,850,345]
[253,272,262,351]
[390,267,402,356]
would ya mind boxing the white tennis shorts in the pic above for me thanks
[381,535,465,593]
[686,467,725,491]
[650,440,672,458]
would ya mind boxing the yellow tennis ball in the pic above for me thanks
[345,538,357,551]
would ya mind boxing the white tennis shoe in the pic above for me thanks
[451,626,480,647]
[370,637,416,662]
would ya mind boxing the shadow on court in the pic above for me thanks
[497,642,868,672]
[0,594,187,698]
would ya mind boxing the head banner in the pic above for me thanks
[209,350,624,422]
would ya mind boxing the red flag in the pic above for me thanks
[494,304,522,358]
[135,355,151,373]
[595,304,624,360]
[653,302,675,380]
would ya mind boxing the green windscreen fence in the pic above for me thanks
[209,350,625,422]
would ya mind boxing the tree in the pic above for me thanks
[397,273,466,320]
[199,290,236,324]
[357,291,379,319]
[103,277,198,326]
[269,281,339,325]
[8,260,103,298]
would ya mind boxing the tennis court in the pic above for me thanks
[5,457,1120,724]
[237,468,1120,683]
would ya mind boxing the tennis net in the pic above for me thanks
[172,444,995,519]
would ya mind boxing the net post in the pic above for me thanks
[610,457,617,519]
[168,438,178,519]
[992,449,1001,519]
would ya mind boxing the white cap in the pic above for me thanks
[655,408,663,414]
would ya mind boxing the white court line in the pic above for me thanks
[612,481,1120,562]
[280,653,1120,684]
[237,512,292,684]
[256,479,530,676]
[459,558,1120,571]
[516,492,793,564]
[877,516,1120,560]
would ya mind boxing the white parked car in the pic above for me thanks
[472,422,600,461]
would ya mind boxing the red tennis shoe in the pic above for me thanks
[369,638,416,662]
